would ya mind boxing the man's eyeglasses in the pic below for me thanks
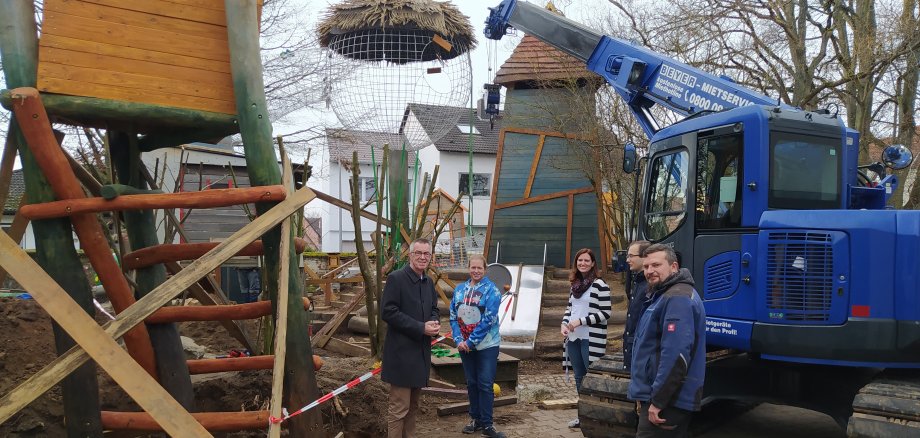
[626,254,641,259]
[412,251,432,258]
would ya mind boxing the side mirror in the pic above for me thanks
[882,144,913,170]
[623,142,637,173]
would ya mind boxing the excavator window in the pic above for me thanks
[769,132,840,209]
[645,149,689,241]
[696,132,743,229]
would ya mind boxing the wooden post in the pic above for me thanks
[111,131,195,410]
[225,1,321,434]
[10,87,158,378]
[268,147,293,438]
[0,186,317,425]
[0,232,212,437]
[0,2,103,435]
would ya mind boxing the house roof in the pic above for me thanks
[326,128,404,164]
[4,169,25,215]
[404,103,500,154]
[493,34,600,86]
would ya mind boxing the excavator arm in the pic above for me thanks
[484,0,789,137]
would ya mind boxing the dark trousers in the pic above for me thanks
[637,402,692,438]
[460,345,500,427]
[237,268,260,303]
[567,338,590,392]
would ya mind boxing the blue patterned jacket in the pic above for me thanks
[449,276,502,350]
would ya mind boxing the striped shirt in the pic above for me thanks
[562,279,612,371]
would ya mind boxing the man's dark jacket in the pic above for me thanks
[623,270,648,371]
[381,265,440,388]
[627,268,706,412]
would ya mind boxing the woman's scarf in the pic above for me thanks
[571,273,595,299]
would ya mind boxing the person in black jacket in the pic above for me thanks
[381,238,441,438]
[623,240,650,371]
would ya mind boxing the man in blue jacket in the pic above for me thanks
[628,244,706,437]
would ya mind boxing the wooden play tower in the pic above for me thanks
[0,1,322,436]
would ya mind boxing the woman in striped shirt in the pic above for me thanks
[561,248,612,428]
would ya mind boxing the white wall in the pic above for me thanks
[323,161,385,253]
[436,150,495,229]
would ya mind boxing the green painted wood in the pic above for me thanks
[0,2,103,436]
[490,197,569,266]
[495,132,538,204]
[110,132,195,411]
[225,1,322,435]
[0,90,239,137]
[531,136,593,196]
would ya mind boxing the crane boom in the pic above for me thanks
[484,0,791,137]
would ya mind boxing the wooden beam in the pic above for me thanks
[312,289,366,349]
[312,188,392,227]
[11,86,157,378]
[0,231,212,437]
[322,337,371,357]
[0,185,317,425]
[269,147,293,438]
[523,135,545,199]
[101,411,268,432]
[304,276,365,285]
[19,185,287,220]
[186,355,322,374]
[494,186,595,210]
[124,238,309,270]
[437,396,517,416]
[484,129,507,262]
[0,89,240,134]
[145,298,311,324]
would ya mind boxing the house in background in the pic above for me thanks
[1,169,37,250]
[404,103,501,238]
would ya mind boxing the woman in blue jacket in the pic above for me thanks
[450,254,505,438]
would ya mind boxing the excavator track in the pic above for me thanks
[578,353,638,438]
[847,372,920,437]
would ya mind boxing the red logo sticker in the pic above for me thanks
[667,323,676,332]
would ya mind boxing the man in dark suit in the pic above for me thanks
[381,238,440,438]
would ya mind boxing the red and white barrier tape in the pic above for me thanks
[269,333,448,425]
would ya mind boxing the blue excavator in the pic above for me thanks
[485,1,920,436]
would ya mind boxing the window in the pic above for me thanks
[457,124,481,135]
[355,176,377,203]
[645,150,689,241]
[769,133,839,209]
[696,132,743,229]
[459,173,490,197]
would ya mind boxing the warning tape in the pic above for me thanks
[269,333,448,425]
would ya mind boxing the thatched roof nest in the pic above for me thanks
[318,0,476,64]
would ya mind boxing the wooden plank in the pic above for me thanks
[39,61,234,103]
[45,0,229,40]
[304,276,365,285]
[322,337,371,357]
[65,0,229,27]
[146,298,310,323]
[186,355,319,374]
[427,377,458,389]
[19,185,286,220]
[0,185,317,425]
[41,34,231,74]
[42,11,230,62]
[539,398,578,410]
[268,149,293,438]
[37,76,237,114]
[0,231,212,437]
[494,186,595,210]
[523,135,545,198]
[40,47,232,91]
[484,129,507,261]
[437,396,518,416]
[312,289,366,348]
[421,387,467,400]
